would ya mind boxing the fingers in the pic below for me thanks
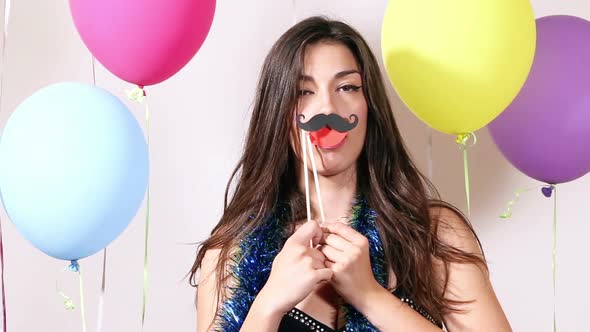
[309,256,327,270]
[322,222,368,247]
[300,249,331,278]
[288,220,323,246]
[320,233,355,252]
[298,249,326,270]
[309,222,325,247]
[318,244,347,263]
[305,247,326,262]
[312,268,334,283]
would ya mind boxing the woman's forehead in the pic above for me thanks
[301,42,360,77]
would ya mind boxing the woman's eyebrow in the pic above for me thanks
[299,69,361,82]
[334,69,361,79]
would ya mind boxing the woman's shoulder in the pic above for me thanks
[201,248,221,266]
[198,247,224,286]
[428,201,483,256]
[196,247,224,332]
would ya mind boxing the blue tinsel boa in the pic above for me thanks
[214,197,387,331]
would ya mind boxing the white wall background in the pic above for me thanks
[0,1,588,331]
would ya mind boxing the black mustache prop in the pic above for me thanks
[296,113,359,133]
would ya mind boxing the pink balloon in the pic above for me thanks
[69,0,216,86]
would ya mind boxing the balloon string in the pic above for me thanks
[462,148,470,216]
[427,128,433,180]
[291,0,297,25]
[142,93,150,329]
[78,263,88,332]
[89,54,107,332]
[500,186,537,219]
[0,1,10,330]
[91,57,96,86]
[0,217,5,332]
[500,184,556,219]
[96,248,107,332]
[500,184,557,331]
[56,264,76,311]
[552,185,557,332]
[56,261,87,332]
[456,133,476,216]
[125,86,151,329]
[142,91,150,329]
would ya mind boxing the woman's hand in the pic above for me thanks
[255,220,333,315]
[318,222,382,308]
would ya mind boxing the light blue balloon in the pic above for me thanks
[0,82,148,261]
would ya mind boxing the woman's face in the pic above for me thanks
[293,41,368,177]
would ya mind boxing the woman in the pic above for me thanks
[190,16,511,332]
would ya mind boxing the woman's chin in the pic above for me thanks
[313,160,355,177]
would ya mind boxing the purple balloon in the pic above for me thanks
[488,15,590,184]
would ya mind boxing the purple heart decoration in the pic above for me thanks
[541,186,554,198]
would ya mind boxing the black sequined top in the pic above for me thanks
[277,288,443,331]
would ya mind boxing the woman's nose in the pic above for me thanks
[318,90,336,114]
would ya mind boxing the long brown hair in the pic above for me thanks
[190,16,485,324]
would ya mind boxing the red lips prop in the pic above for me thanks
[309,127,348,149]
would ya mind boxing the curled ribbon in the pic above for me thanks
[499,184,557,331]
[455,132,477,216]
[126,86,146,103]
[55,260,87,331]
[126,85,151,329]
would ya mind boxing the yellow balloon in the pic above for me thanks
[381,0,536,135]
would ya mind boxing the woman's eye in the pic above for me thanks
[338,84,362,92]
[298,89,314,96]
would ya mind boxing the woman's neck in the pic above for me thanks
[297,164,358,223]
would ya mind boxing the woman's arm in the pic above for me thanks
[354,284,444,331]
[351,206,512,332]
[239,288,289,331]
[433,207,511,332]
[319,207,511,332]
[197,220,332,332]
[196,249,220,332]
[196,249,285,332]
[319,222,443,331]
